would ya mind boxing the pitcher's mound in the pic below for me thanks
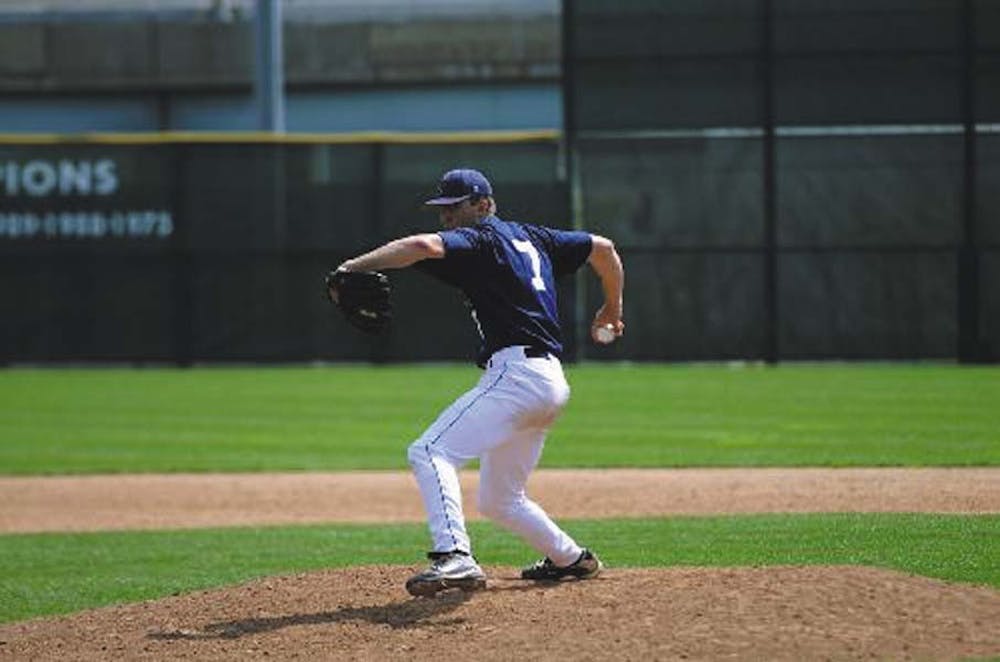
[3,566,999,661]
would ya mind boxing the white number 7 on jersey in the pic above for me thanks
[512,240,546,292]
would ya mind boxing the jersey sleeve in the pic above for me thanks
[412,228,480,286]
[530,226,593,277]
[438,227,481,255]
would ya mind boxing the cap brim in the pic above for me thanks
[424,194,471,206]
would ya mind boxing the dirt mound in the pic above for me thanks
[3,566,999,661]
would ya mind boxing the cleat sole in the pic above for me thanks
[406,576,486,597]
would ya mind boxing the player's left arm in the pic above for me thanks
[338,233,445,272]
[587,234,625,340]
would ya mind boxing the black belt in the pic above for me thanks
[483,345,552,369]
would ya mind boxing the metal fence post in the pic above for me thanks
[958,0,983,363]
[254,0,285,132]
[762,0,778,364]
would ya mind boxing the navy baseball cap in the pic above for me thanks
[424,169,493,206]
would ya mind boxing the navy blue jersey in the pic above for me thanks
[415,215,592,365]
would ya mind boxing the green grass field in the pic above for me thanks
[0,364,997,624]
[0,364,997,473]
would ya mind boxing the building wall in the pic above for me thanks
[0,12,562,133]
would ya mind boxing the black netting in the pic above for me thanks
[570,0,763,130]
[772,1,962,123]
[583,251,767,361]
[572,60,763,131]
[976,0,1000,50]
[979,135,1000,246]
[0,139,567,364]
[0,255,176,361]
[777,135,963,247]
[982,251,1000,358]
[174,145,282,253]
[778,251,956,359]
[774,55,962,124]
[978,54,1000,123]
[566,0,994,362]
[283,144,379,254]
[773,0,960,54]
[578,138,764,249]
[575,0,762,59]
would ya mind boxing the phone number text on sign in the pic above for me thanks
[0,210,174,239]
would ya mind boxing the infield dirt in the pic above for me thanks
[1,468,999,661]
[2,467,998,533]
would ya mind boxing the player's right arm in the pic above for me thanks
[587,235,625,341]
[338,233,445,272]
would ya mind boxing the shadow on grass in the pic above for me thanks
[148,589,473,640]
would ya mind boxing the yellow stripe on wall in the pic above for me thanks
[0,129,561,145]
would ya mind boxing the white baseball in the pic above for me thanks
[594,325,616,344]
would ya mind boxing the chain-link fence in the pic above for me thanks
[565,0,998,362]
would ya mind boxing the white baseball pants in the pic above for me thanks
[406,345,584,567]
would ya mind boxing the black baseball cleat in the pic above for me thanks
[405,551,487,597]
[521,548,603,581]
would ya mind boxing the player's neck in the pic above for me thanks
[453,213,492,228]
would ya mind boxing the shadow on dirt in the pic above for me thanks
[148,590,473,640]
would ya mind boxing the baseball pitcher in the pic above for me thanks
[329,168,625,597]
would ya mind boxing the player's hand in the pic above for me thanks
[591,305,624,344]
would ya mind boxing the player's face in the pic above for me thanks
[438,198,481,229]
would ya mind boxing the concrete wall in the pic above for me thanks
[0,16,560,92]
